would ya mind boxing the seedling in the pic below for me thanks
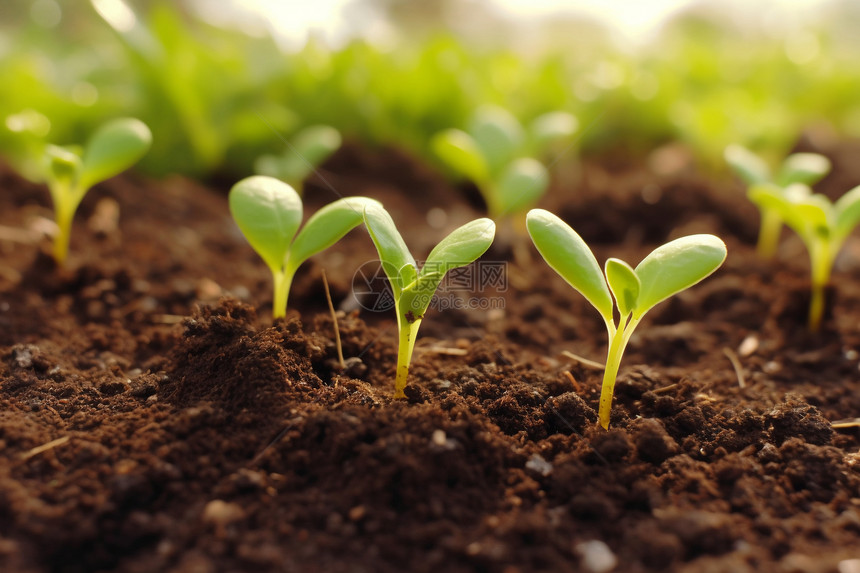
[724,144,831,258]
[42,118,152,266]
[432,106,576,219]
[363,205,495,398]
[254,125,342,194]
[527,209,726,429]
[229,175,380,318]
[748,183,860,331]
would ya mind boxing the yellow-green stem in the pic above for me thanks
[598,326,625,429]
[394,312,422,399]
[756,209,783,259]
[271,269,293,319]
[598,317,639,430]
[808,241,834,332]
[52,204,75,266]
[48,179,77,267]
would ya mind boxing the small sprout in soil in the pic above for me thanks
[527,208,726,429]
[254,125,342,194]
[229,175,380,318]
[724,144,831,258]
[42,118,152,265]
[363,204,495,398]
[432,106,575,219]
[748,182,860,332]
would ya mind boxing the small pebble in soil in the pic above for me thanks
[12,345,36,368]
[738,335,759,357]
[348,505,366,521]
[525,454,553,476]
[764,361,781,374]
[430,429,457,450]
[575,540,617,573]
[202,500,245,530]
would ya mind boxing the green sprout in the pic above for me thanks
[254,125,342,194]
[527,209,726,429]
[229,175,380,318]
[431,106,577,219]
[724,144,831,258]
[748,183,860,332]
[363,205,495,398]
[42,118,152,266]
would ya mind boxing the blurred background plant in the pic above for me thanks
[1,0,858,181]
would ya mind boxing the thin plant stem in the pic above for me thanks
[49,181,76,266]
[272,269,292,319]
[598,316,640,430]
[756,209,783,259]
[808,241,835,332]
[52,206,74,266]
[394,307,421,399]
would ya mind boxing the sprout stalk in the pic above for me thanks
[598,316,641,430]
[271,269,294,319]
[48,180,76,266]
[394,307,422,399]
[756,209,783,259]
[808,241,835,332]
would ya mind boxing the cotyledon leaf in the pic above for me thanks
[526,209,614,321]
[363,204,417,298]
[633,235,727,319]
[79,118,152,192]
[605,258,640,319]
[229,176,302,272]
[288,196,382,272]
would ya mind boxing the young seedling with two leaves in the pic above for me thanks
[724,144,831,258]
[363,205,495,398]
[229,175,380,318]
[747,183,860,332]
[254,125,342,195]
[42,117,152,266]
[432,105,577,220]
[527,209,726,429]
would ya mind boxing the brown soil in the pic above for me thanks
[2,140,860,573]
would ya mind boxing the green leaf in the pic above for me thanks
[431,129,489,183]
[724,144,770,185]
[748,183,787,213]
[493,158,549,217]
[526,209,614,321]
[293,125,342,167]
[605,258,640,318]
[792,196,831,237]
[834,185,860,240]
[44,145,82,188]
[288,196,382,272]
[229,176,302,273]
[776,153,831,187]
[469,105,524,173]
[362,204,416,298]
[253,154,284,179]
[421,218,496,279]
[754,184,830,240]
[79,118,152,191]
[529,111,578,148]
[633,234,727,318]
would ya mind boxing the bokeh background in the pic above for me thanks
[1,0,858,180]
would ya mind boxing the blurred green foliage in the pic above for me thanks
[1,0,858,180]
